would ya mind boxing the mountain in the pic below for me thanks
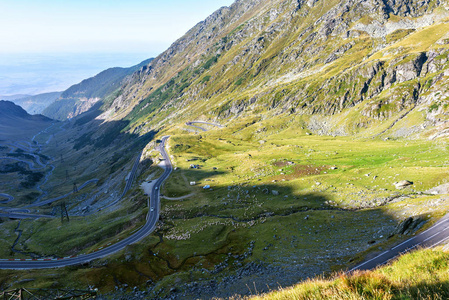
[42,58,153,121]
[0,94,32,101]
[3,0,449,297]
[0,100,53,140]
[11,92,62,115]
[0,100,51,121]
[94,0,449,140]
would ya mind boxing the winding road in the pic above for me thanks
[0,194,14,204]
[121,151,143,199]
[0,136,172,269]
[26,179,100,208]
[185,121,224,132]
[3,131,449,273]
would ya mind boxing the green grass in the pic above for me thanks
[11,195,148,258]
[124,119,449,296]
[249,247,449,300]
[162,168,195,198]
[1,114,449,295]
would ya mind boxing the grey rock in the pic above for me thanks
[426,183,449,195]
[394,180,413,189]
[394,216,426,235]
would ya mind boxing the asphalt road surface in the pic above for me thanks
[0,194,14,204]
[26,179,100,208]
[0,213,53,219]
[120,150,143,199]
[185,121,224,131]
[0,136,172,269]
[349,213,449,272]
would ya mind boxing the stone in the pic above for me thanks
[426,183,449,195]
[271,190,279,196]
[394,180,413,189]
[394,216,425,235]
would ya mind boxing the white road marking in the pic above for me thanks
[348,250,390,272]
[391,237,416,250]
[430,235,449,248]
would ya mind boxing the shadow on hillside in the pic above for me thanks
[12,103,158,206]
[68,104,154,151]
[117,163,411,299]
[1,105,424,297]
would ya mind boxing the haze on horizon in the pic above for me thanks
[0,0,234,96]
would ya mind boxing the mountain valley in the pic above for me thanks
[1,0,449,299]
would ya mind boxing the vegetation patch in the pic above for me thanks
[251,247,449,300]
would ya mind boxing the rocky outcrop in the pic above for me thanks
[427,183,449,195]
[394,216,426,235]
[394,180,413,189]
[92,0,449,138]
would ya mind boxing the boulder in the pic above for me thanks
[394,180,413,189]
[426,183,449,195]
[393,216,425,235]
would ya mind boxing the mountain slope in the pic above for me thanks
[2,1,449,297]
[0,100,53,140]
[43,58,153,120]
[96,0,449,140]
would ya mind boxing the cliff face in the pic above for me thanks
[100,0,449,138]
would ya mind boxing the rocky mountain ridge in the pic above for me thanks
[92,0,449,141]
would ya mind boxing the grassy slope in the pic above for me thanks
[2,3,449,295]
[251,247,449,300]
[114,117,449,296]
[0,116,448,294]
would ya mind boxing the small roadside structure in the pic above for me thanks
[190,181,196,186]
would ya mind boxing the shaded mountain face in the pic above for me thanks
[0,100,52,122]
[94,0,449,139]
[0,101,53,140]
[43,58,153,121]
[0,100,29,118]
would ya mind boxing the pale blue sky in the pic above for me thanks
[0,0,235,96]
[0,0,234,55]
